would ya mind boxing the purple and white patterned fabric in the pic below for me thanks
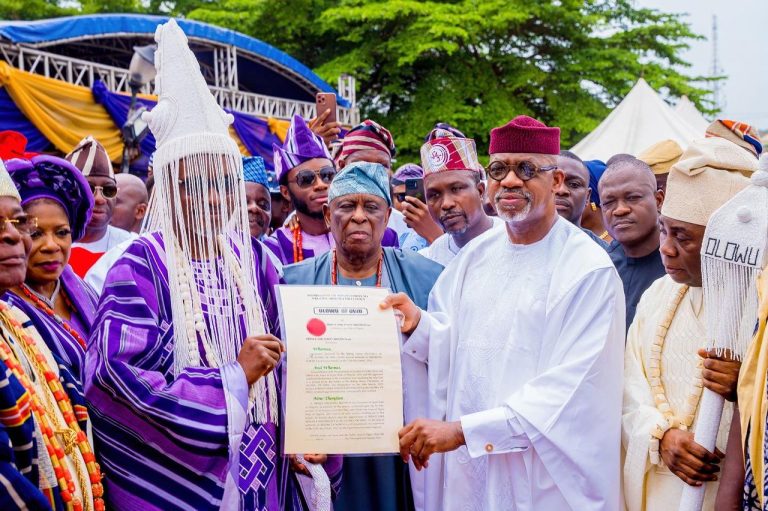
[85,232,286,510]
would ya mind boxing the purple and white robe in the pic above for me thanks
[85,232,288,511]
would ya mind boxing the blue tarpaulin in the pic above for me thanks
[0,14,349,107]
[0,87,52,152]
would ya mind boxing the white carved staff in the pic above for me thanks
[679,157,768,511]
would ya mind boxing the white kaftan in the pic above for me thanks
[418,217,504,267]
[405,217,626,511]
[622,276,732,511]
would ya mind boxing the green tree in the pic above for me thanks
[0,0,71,20]
[310,0,711,158]
[0,0,712,159]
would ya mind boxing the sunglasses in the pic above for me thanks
[393,192,407,203]
[293,167,336,189]
[90,183,118,199]
[485,161,557,182]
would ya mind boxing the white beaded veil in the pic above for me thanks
[678,154,766,511]
[141,19,277,424]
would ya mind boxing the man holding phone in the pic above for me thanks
[265,115,339,265]
[418,127,501,266]
[391,164,444,251]
[309,92,341,147]
[266,115,399,264]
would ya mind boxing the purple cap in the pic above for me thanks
[391,163,424,185]
[272,115,331,183]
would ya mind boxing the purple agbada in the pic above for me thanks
[264,226,400,266]
[85,233,302,511]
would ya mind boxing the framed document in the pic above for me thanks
[277,285,404,455]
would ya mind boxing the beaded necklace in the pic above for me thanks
[291,222,304,263]
[648,285,705,464]
[0,302,104,511]
[19,284,87,350]
[173,239,276,424]
[330,249,383,287]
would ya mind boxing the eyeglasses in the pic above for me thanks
[90,183,118,199]
[294,167,336,189]
[485,160,557,182]
[0,215,37,235]
[393,192,406,203]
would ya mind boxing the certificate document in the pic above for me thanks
[277,285,404,455]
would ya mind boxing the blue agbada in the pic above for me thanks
[283,247,443,511]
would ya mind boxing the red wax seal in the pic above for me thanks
[306,318,327,337]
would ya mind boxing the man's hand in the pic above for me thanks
[237,334,284,385]
[660,428,723,486]
[698,348,741,402]
[380,293,421,335]
[289,454,328,476]
[401,197,444,243]
[308,109,341,147]
[398,419,465,471]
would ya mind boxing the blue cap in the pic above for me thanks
[243,156,268,190]
[584,160,607,206]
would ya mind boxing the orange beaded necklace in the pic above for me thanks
[291,222,304,263]
[0,302,105,511]
[19,284,87,350]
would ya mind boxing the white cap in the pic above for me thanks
[0,160,20,201]
[662,137,756,226]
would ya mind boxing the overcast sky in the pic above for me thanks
[635,0,767,129]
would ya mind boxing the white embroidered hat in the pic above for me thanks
[0,159,20,200]
[662,137,756,226]
[142,18,240,171]
[701,153,768,359]
[141,19,276,425]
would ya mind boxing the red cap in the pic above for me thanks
[489,115,560,155]
[0,131,39,160]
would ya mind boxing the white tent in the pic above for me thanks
[571,78,700,161]
[674,95,710,133]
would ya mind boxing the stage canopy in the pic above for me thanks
[0,14,349,106]
[0,14,357,172]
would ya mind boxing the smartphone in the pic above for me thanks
[405,178,426,203]
[315,93,337,124]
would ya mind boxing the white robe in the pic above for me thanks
[622,276,732,511]
[404,217,626,511]
[418,217,504,267]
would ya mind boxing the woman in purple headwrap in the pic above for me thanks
[3,156,98,384]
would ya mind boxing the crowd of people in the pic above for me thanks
[0,17,766,511]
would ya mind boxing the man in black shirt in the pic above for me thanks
[599,158,665,330]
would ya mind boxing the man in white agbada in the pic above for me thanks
[621,136,757,511]
[382,115,626,510]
